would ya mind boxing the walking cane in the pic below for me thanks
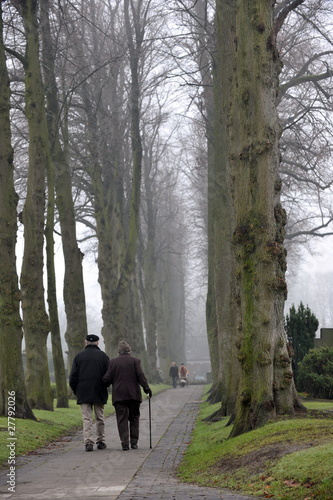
[148,395,152,449]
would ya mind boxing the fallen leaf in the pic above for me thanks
[283,480,301,488]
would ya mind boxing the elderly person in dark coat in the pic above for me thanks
[102,340,152,451]
[169,361,179,388]
[69,334,109,452]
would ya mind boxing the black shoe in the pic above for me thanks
[131,444,138,449]
[97,442,107,450]
[85,443,93,452]
[122,445,129,451]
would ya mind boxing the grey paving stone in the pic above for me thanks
[0,386,260,500]
[117,392,258,500]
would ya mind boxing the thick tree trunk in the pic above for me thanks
[169,253,186,364]
[40,0,69,407]
[190,0,223,403]
[45,217,69,408]
[56,153,88,370]
[210,5,240,415]
[215,0,302,437]
[98,211,123,357]
[19,0,53,410]
[0,3,35,419]
[156,275,169,381]
[44,111,69,408]
[81,80,125,358]
[208,152,238,413]
[40,0,88,371]
[142,240,158,375]
[155,202,187,370]
[140,149,161,382]
[129,277,147,361]
[187,0,237,409]
[73,0,127,360]
[104,0,145,356]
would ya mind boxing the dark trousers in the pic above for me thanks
[114,400,141,447]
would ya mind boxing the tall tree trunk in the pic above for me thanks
[209,2,240,415]
[72,0,131,360]
[40,0,88,371]
[156,272,169,380]
[80,76,125,358]
[107,0,145,354]
[40,0,69,407]
[142,236,158,375]
[189,0,225,403]
[140,148,161,382]
[45,206,69,408]
[0,2,35,420]
[168,251,186,364]
[19,0,53,411]
[155,193,187,369]
[215,0,302,437]
[129,276,147,361]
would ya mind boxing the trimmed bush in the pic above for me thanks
[297,347,333,399]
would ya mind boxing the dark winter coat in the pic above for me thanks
[102,353,150,405]
[69,345,109,404]
[169,365,178,378]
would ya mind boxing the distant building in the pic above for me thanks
[314,329,333,348]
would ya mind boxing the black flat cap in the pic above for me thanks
[86,334,99,342]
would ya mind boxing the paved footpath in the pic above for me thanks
[0,386,260,500]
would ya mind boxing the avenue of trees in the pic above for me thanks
[0,0,333,436]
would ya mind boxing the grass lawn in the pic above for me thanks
[0,383,169,467]
[177,389,333,500]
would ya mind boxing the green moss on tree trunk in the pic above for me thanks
[214,0,301,437]
[0,4,35,419]
[19,0,53,411]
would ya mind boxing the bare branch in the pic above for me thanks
[273,0,306,38]
[286,219,333,240]
[279,55,333,100]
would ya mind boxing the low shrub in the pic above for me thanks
[297,347,333,399]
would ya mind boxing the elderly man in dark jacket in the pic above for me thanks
[102,340,152,451]
[69,334,109,452]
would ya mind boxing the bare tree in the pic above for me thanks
[39,0,89,371]
[0,1,35,419]
[40,0,68,407]
[17,0,53,410]
[277,0,333,259]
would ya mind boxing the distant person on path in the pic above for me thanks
[179,363,189,387]
[69,334,109,452]
[169,361,179,388]
[102,340,152,451]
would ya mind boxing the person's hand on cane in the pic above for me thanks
[145,388,152,398]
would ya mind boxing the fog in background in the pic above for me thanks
[285,236,333,336]
[17,217,332,376]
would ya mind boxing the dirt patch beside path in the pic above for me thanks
[213,442,313,476]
